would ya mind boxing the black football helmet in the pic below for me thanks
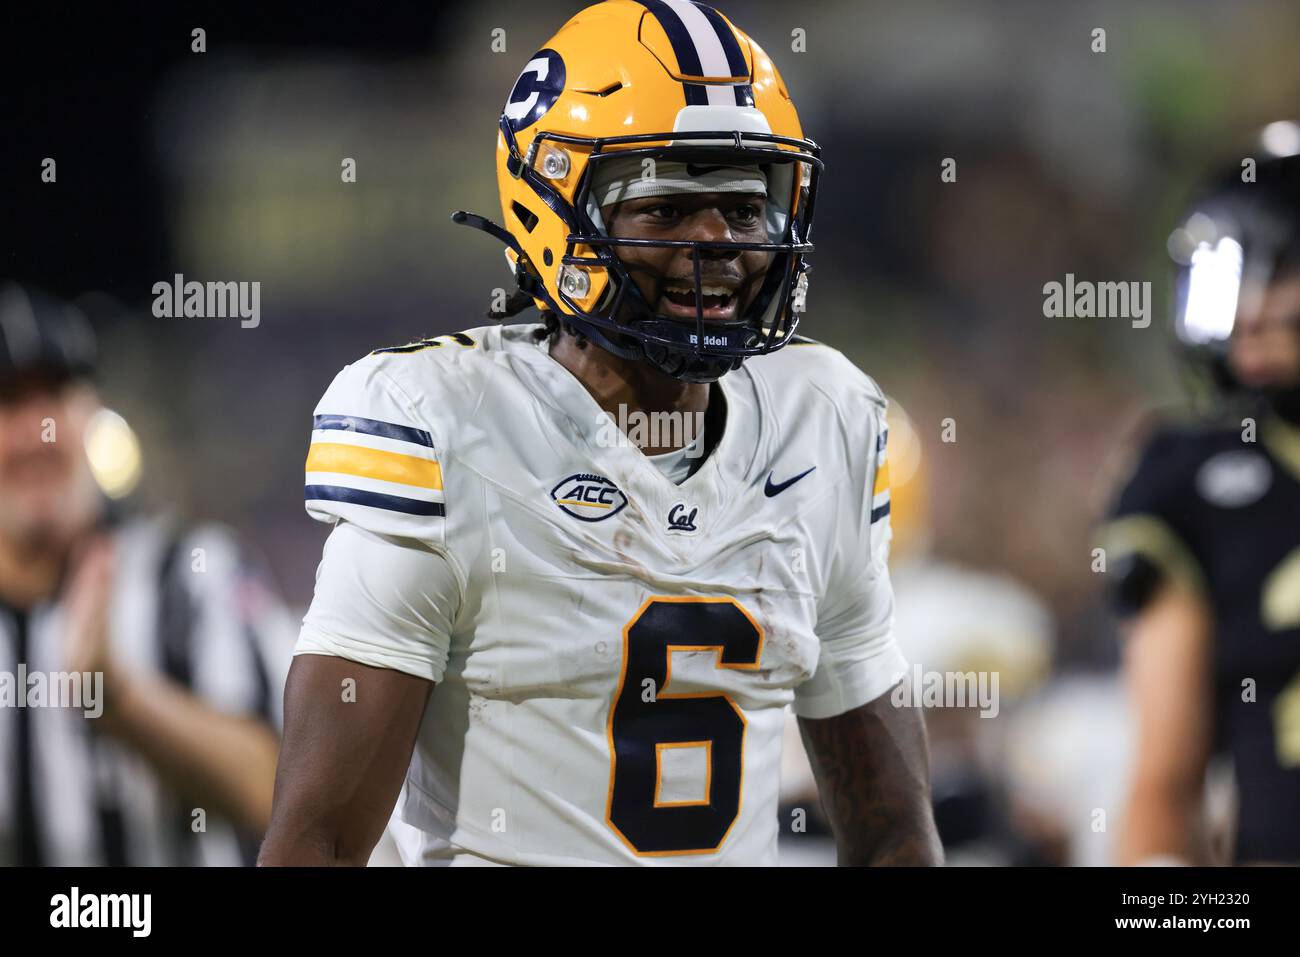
[1167,122,1300,414]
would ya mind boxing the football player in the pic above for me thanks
[1101,124,1300,865]
[261,0,941,866]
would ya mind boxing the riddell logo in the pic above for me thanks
[688,333,729,347]
[551,473,628,522]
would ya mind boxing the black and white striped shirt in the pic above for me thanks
[0,515,295,866]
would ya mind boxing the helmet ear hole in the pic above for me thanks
[511,201,540,233]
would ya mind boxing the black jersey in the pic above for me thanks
[1100,414,1300,863]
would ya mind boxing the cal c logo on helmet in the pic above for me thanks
[504,48,566,132]
[551,473,628,522]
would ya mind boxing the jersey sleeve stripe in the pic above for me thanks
[1095,513,1204,593]
[872,459,890,496]
[312,413,433,449]
[304,470,444,505]
[870,499,891,524]
[308,428,439,462]
[304,485,446,517]
[305,442,443,490]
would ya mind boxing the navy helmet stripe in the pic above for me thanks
[691,4,755,106]
[683,82,708,107]
[636,0,710,106]
[312,413,434,449]
[693,3,748,78]
[305,485,446,517]
[638,0,705,75]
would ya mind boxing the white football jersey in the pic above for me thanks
[295,322,904,865]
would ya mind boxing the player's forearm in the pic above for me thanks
[97,668,279,832]
[798,691,944,866]
[259,762,403,866]
[258,809,379,866]
[1118,588,1214,865]
[1119,780,1204,865]
[259,654,433,866]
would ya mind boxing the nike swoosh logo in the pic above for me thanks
[686,163,730,177]
[764,466,816,497]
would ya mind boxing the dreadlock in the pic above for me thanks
[488,287,538,321]
[535,311,561,342]
[486,287,586,347]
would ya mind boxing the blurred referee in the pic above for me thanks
[0,282,295,865]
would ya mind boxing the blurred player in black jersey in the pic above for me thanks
[1100,124,1300,865]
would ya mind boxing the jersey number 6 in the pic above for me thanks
[605,597,764,856]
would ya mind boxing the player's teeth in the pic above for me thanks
[664,285,733,297]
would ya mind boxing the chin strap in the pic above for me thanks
[452,210,552,307]
[451,209,642,360]
[451,209,742,381]
[452,210,524,260]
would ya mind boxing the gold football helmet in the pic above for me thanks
[454,0,821,381]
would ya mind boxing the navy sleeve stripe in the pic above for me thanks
[312,414,433,449]
[305,485,446,517]
[870,501,891,524]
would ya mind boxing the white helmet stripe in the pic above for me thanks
[662,0,734,79]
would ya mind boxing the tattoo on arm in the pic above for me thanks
[798,689,943,866]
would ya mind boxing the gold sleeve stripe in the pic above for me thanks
[873,460,891,496]
[1095,514,1205,595]
[1263,548,1300,631]
[305,442,443,491]
[1263,416,1300,482]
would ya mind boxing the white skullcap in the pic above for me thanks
[590,157,767,209]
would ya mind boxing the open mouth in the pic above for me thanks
[658,281,740,321]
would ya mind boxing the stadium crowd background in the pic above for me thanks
[7,0,1299,864]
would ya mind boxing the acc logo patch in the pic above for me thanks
[504,48,566,132]
[551,473,628,522]
[1195,451,1272,508]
